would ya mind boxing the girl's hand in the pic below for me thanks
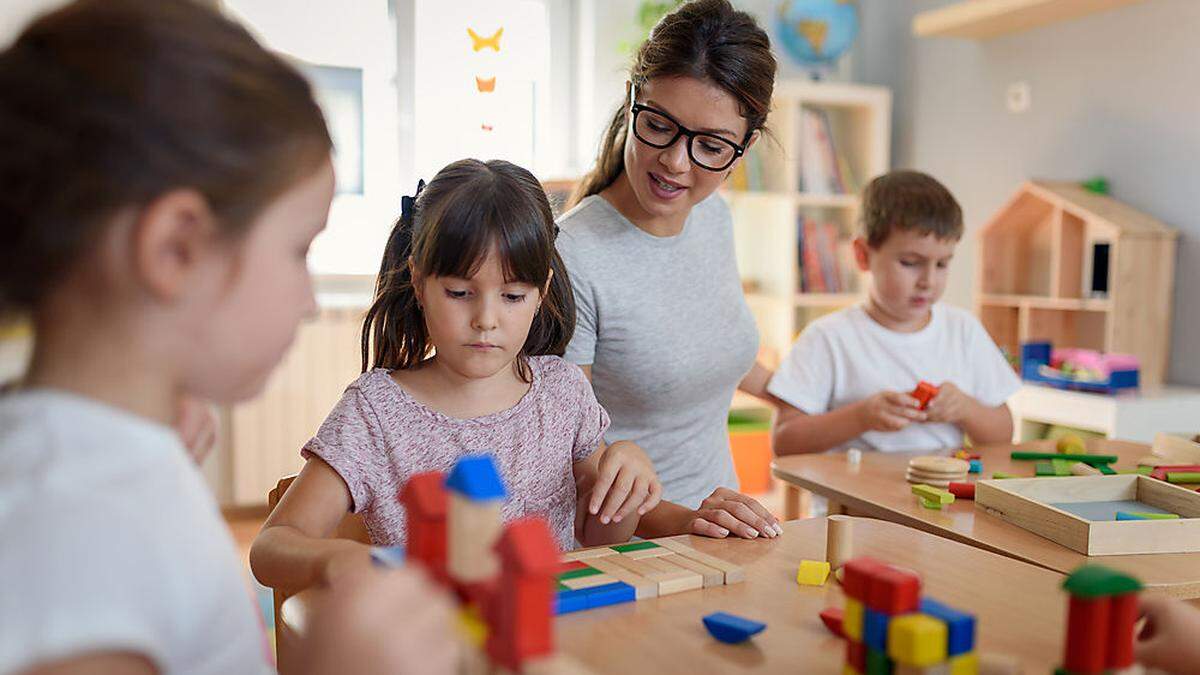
[588,441,663,525]
[176,396,218,467]
[1136,595,1200,674]
[855,391,926,432]
[301,564,458,675]
[690,487,783,539]
[924,382,976,425]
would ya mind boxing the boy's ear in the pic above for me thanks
[852,236,872,273]
[131,188,220,302]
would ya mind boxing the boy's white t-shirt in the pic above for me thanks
[768,303,1021,453]
[0,390,273,675]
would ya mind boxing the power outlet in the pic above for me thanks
[1006,81,1031,113]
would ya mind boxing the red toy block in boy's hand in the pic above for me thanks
[910,381,939,411]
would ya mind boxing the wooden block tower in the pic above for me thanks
[446,454,507,585]
[487,517,559,671]
[1060,565,1143,674]
[399,471,448,584]
[839,556,977,674]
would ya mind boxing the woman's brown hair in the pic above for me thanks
[568,0,776,208]
[361,159,575,382]
[0,0,332,321]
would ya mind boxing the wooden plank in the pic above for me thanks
[622,547,673,560]
[635,555,704,594]
[654,537,745,584]
[1138,475,1200,519]
[661,552,724,588]
[563,547,618,562]
[582,557,657,600]
[603,553,698,596]
[561,573,619,591]
[914,0,1151,40]
[974,480,1092,554]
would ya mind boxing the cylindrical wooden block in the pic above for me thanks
[826,515,853,570]
[1071,462,1102,476]
[1065,595,1110,673]
[1107,593,1139,669]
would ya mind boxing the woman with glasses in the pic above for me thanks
[556,0,783,537]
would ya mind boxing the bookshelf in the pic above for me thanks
[726,81,891,382]
[912,0,1149,40]
[975,180,1178,388]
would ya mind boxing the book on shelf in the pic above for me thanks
[728,145,766,191]
[798,106,855,195]
[798,217,850,295]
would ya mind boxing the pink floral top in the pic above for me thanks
[303,356,608,551]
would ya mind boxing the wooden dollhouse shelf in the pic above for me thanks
[978,294,1112,312]
[913,0,1149,40]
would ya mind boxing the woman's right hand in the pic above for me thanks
[300,563,459,675]
[690,487,783,539]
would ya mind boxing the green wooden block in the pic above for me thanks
[1063,565,1143,598]
[919,497,944,510]
[1097,463,1117,475]
[991,472,1016,479]
[1116,511,1180,521]
[1051,459,1074,476]
[1035,461,1056,476]
[1011,451,1118,465]
[611,541,661,553]
[912,484,954,504]
[1167,472,1200,484]
[865,647,892,675]
[558,566,603,581]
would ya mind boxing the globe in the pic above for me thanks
[775,0,860,69]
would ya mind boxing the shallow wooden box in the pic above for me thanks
[975,475,1200,555]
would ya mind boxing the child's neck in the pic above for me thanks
[396,356,530,420]
[24,294,178,426]
[863,296,933,334]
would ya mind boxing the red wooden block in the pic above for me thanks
[911,381,939,411]
[842,557,888,603]
[399,471,448,583]
[1149,465,1200,481]
[487,518,561,672]
[1107,593,1138,669]
[948,482,975,500]
[1064,595,1111,673]
[846,638,866,672]
[557,560,589,575]
[867,566,921,615]
[820,606,845,638]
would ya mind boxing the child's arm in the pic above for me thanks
[635,487,782,539]
[737,362,786,407]
[924,382,1013,444]
[572,440,663,546]
[1135,595,1200,674]
[249,456,372,595]
[772,392,927,455]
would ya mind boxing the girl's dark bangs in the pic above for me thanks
[423,195,548,285]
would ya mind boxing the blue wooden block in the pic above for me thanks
[585,581,636,609]
[968,459,982,474]
[919,597,975,656]
[702,611,767,644]
[864,607,890,651]
[368,545,406,569]
[555,588,590,615]
[445,454,506,500]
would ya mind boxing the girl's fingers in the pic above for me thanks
[589,459,621,515]
[611,478,650,523]
[639,480,663,515]
[598,471,635,524]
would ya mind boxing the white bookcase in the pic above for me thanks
[727,81,891,410]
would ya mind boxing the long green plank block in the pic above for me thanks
[1116,511,1180,521]
[1097,464,1117,475]
[1011,451,1118,465]
[1166,472,1200,484]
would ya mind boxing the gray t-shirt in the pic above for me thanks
[556,193,758,508]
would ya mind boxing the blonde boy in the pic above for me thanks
[769,171,1019,455]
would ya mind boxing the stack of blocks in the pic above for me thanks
[1058,566,1143,675]
[840,556,978,675]
[556,538,745,614]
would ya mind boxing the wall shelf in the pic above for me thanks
[913,0,1150,40]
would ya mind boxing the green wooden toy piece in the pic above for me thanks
[1011,451,1118,465]
[912,484,954,505]
[1166,472,1200,484]
[1051,459,1074,476]
[611,541,661,553]
[1035,461,1056,476]
[991,472,1016,479]
[1062,565,1143,598]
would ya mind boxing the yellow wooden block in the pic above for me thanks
[888,614,948,667]
[796,559,831,586]
[844,598,864,642]
[456,606,487,648]
[948,652,978,675]
[842,665,862,675]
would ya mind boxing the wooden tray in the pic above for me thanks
[975,475,1200,555]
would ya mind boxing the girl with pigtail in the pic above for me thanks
[253,159,775,593]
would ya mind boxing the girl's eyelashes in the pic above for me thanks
[444,288,469,299]
[503,293,527,303]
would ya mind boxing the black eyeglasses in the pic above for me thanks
[629,98,751,172]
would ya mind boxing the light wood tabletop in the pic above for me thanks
[282,516,1068,674]
[771,439,1200,598]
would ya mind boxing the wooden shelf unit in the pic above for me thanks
[726,81,891,380]
[913,0,1150,40]
[975,180,1177,387]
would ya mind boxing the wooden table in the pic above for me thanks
[772,439,1200,598]
[282,517,1068,673]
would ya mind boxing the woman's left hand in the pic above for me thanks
[690,487,783,539]
[588,440,663,525]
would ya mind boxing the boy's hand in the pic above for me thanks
[856,391,926,432]
[924,382,976,425]
[1136,595,1200,674]
[588,441,663,525]
[690,487,783,539]
[301,563,458,675]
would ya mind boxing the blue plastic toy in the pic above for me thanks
[702,611,767,644]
